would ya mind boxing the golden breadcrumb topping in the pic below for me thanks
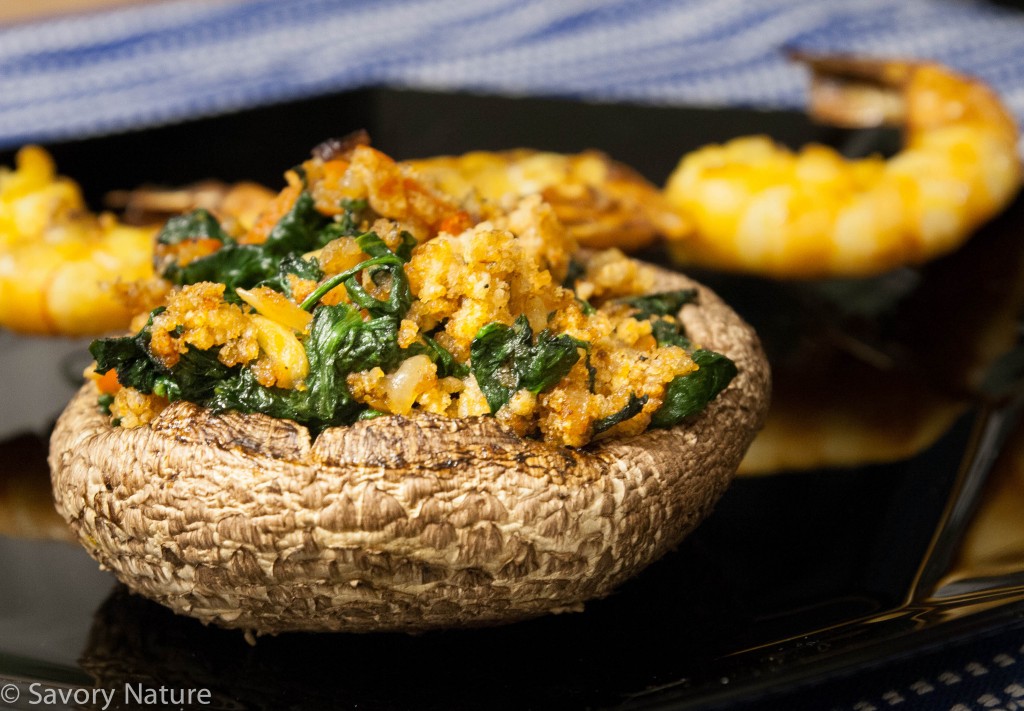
[92,145,705,447]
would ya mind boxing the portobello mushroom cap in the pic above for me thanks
[49,262,770,635]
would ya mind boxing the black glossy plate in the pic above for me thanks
[2,89,1023,711]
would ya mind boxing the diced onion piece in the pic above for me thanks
[250,314,309,389]
[237,287,312,332]
[384,354,437,415]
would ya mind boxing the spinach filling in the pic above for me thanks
[470,315,586,414]
[617,287,738,431]
[93,200,433,435]
[92,198,737,440]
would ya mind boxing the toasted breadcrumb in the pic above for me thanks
[148,282,258,369]
[110,388,167,428]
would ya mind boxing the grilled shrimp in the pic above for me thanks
[0,146,157,336]
[407,149,689,250]
[107,180,275,232]
[0,148,276,337]
[664,53,1022,278]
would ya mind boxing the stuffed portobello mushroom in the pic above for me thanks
[49,139,770,635]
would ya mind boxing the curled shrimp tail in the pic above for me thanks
[793,50,1019,143]
[788,50,915,129]
[664,53,1022,278]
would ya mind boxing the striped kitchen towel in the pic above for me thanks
[0,0,1023,148]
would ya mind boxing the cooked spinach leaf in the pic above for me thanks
[206,302,404,431]
[343,265,411,318]
[421,335,469,378]
[90,311,166,395]
[337,198,369,234]
[470,315,585,413]
[562,259,585,289]
[357,232,398,257]
[298,235,410,316]
[576,297,596,315]
[258,255,323,297]
[354,231,394,259]
[90,309,232,403]
[520,329,586,395]
[330,308,406,375]
[159,192,327,297]
[562,260,596,313]
[470,319,530,413]
[316,198,371,245]
[97,393,114,415]
[263,191,329,255]
[206,369,349,429]
[301,303,382,423]
[394,231,418,263]
[651,318,693,351]
[162,244,278,297]
[620,289,698,319]
[151,348,232,402]
[156,209,230,246]
[650,349,737,428]
[592,393,649,435]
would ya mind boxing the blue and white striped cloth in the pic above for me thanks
[1,0,1023,149]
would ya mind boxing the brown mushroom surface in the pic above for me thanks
[49,263,769,635]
